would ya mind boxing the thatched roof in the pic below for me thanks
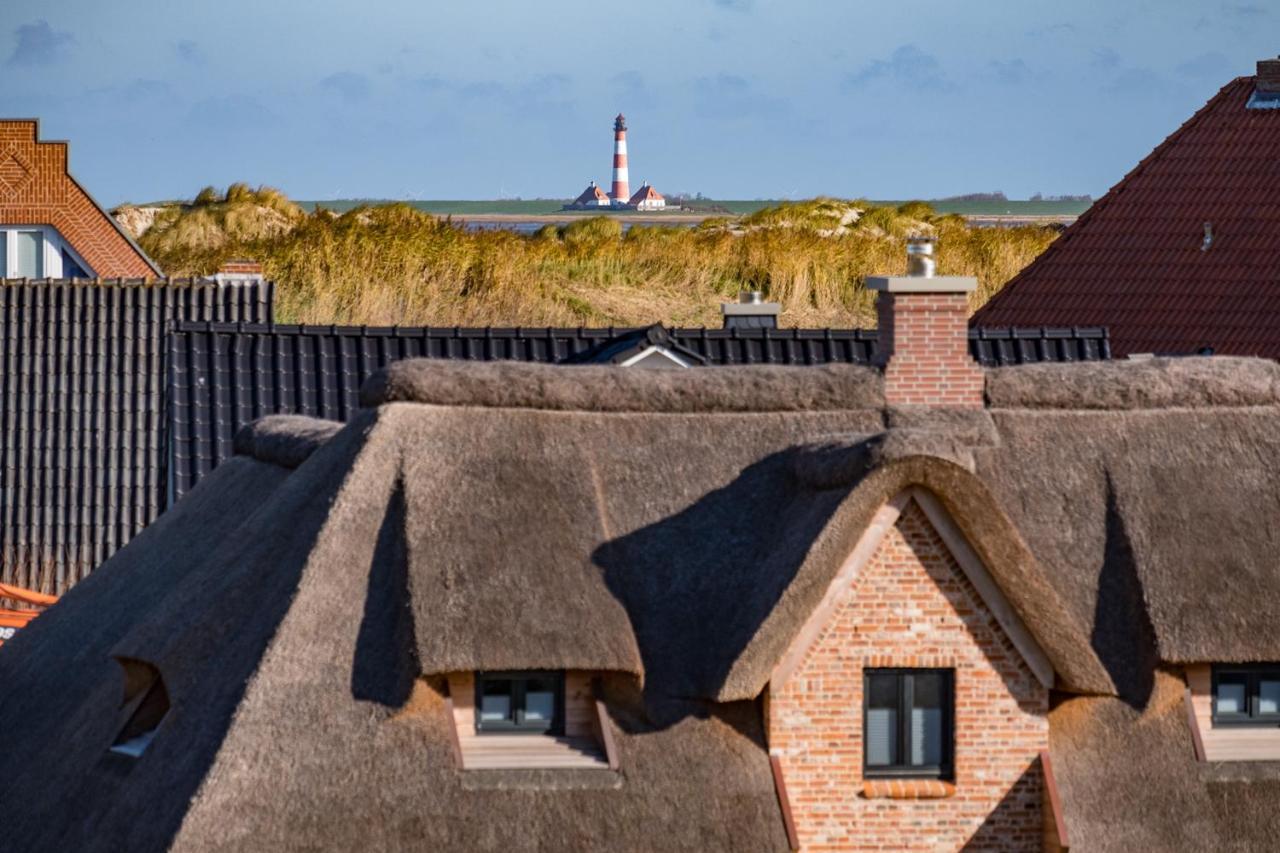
[2,357,1280,849]
[1050,669,1280,851]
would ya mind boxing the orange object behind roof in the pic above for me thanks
[0,583,57,647]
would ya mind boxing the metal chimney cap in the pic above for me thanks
[905,237,937,277]
[739,290,764,304]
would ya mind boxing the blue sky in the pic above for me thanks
[3,0,1277,204]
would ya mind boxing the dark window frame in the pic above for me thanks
[475,670,565,735]
[862,668,955,780]
[1211,664,1280,728]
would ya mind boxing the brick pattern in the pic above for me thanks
[770,501,1048,852]
[876,292,985,407]
[219,260,263,274]
[1259,57,1280,92]
[0,121,155,278]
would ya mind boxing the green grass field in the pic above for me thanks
[298,198,1091,217]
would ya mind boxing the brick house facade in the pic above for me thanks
[770,498,1049,851]
[0,119,158,278]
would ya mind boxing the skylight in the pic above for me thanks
[1246,89,1280,110]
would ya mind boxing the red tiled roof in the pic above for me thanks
[571,183,610,205]
[974,77,1280,357]
[628,183,664,204]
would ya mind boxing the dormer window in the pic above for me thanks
[1212,665,1280,727]
[109,659,170,758]
[446,671,615,770]
[476,671,564,734]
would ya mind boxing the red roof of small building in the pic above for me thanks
[571,182,610,205]
[974,76,1280,357]
[628,183,663,204]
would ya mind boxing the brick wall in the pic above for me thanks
[875,288,985,407]
[770,501,1048,851]
[0,120,156,278]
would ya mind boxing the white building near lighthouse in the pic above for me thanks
[627,182,666,211]
[566,181,612,209]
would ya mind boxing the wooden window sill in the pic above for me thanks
[458,733,610,770]
[861,779,956,799]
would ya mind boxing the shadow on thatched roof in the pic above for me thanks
[5,355,1280,848]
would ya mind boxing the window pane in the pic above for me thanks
[910,673,945,766]
[62,248,87,279]
[14,231,42,278]
[522,675,558,724]
[479,679,513,723]
[524,690,555,723]
[1260,679,1280,715]
[1216,677,1247,715]
[1,233,7,277]
[865,674,899,767]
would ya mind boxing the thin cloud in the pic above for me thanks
[1091,47,1121,71]
[1175,52,1232,79]
[1027,22,1076,39]
[611,71,655,109]
[7,20,73,67]
[845,45,952,91]
[986,59,1040,86]
[319,71,371,103]
[1221,3,1267,17]
[712,0,753,10]
[1103,66,1179,97]
[693,73,786,119]
[175,40,204,65]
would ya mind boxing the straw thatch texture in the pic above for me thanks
[2,356,1280,849]
[985,355,1280,409]
[1049,669,1280,851]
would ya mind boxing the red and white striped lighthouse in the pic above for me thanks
[610,113,630,206]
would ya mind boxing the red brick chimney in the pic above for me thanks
[869,239,984,408]
[1258,56,1280,93]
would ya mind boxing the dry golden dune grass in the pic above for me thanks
[121,188,1058,328]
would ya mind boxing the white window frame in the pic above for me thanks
[0,225,95,279]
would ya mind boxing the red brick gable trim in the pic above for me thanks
[0,120,159,278]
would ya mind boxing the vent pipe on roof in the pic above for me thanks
[721,290,780,329]
[906,237,936,278]
[1201,222,1213,252]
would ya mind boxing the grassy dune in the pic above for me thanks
[121,186,1058,328]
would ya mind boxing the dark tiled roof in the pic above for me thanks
[169,321,1109,499]
[974,76,1280,357]
[0,279,274,591]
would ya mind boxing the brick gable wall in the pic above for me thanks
[769,500,1048,851]
[0,121,156,278]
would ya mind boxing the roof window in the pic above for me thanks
[109,659,170,758]
[1246,89,1280,110]
[863,668,955,781]
[1212,664,1280,727]
[447,671,616,770]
